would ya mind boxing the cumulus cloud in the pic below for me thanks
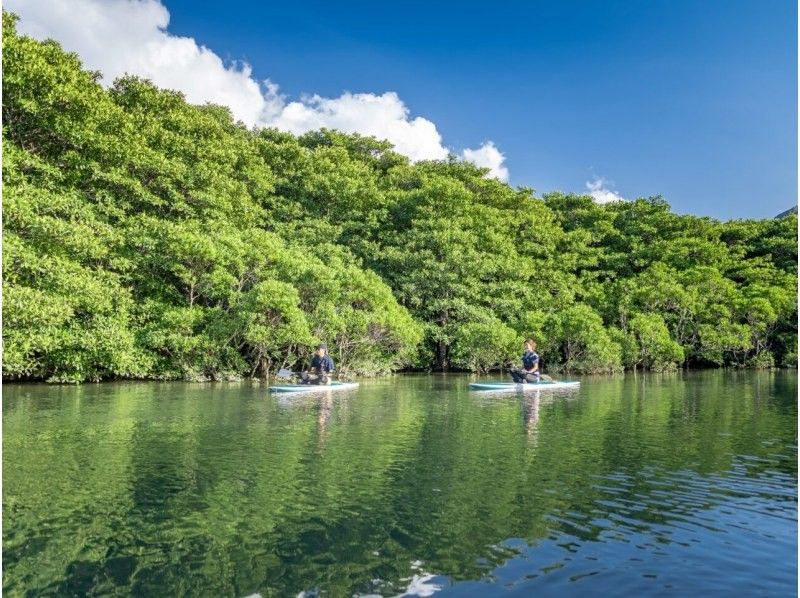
[272,92,448,162]
[7,0,506,172]
[461,141,509,181]
[7,0,281,126]
[585,177,625,204]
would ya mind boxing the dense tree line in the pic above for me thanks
[2,13,797,382]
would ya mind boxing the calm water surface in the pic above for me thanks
[3,372,797,596]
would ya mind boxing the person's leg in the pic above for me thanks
[524,371,540,383]
[510,368,524,383]
[301,371,311,384]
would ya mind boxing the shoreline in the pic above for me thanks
[3,366,796,386]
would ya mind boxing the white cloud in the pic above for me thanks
[7,0,506,173]
[272,92,448,162]
[585,177,625,204]
[461,141,509,181]
[7,0,281,126]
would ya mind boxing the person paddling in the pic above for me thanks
[510,338,541,384]
[301,343,335,385]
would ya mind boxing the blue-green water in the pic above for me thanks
[3,371,797,596]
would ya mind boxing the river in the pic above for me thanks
[3,371,797,596]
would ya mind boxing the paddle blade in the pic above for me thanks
[276,368,295,379]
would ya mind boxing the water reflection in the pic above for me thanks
[3,372,797,596]
[318,393,334,447]
[523,391,540,444]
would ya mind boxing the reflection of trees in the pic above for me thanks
[2,372,796,595]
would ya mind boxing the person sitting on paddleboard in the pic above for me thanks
[510,338,540,384]
[301,343,335,385]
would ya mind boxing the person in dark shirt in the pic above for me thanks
[301,343,335,385]
[510,338,541,384]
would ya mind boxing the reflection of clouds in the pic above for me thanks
[397,573,443,596]
[351,561,446,598]
[394,560,444,597]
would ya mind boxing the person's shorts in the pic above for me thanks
[301,372,331,385]
[510,367,540,383]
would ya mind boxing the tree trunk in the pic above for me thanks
[436,341,449,371]
[260,355,270,379]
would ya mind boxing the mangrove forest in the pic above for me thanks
[2,13,797,382]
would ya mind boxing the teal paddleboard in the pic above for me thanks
[269,382,359,393]
[469,381,580,391]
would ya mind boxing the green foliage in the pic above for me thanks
[2,13,797,380]
[627,313,685,371]
[451,319,520,373]
[1,15,419,382]
[540,304,623,373]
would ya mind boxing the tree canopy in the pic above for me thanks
[3,12,797,382]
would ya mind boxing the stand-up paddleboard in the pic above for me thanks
[469,380,580,391]
[269,381,359,393]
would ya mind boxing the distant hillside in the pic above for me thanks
[776,206,798,218]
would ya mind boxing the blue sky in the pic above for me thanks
[166,0,798,219]
[10,0,798,219]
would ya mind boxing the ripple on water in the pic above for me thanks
[2,373,797,596]
[463,461,797,596]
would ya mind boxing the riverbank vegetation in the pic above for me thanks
[3,13,797,382]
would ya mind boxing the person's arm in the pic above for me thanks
[525,353,539,373]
